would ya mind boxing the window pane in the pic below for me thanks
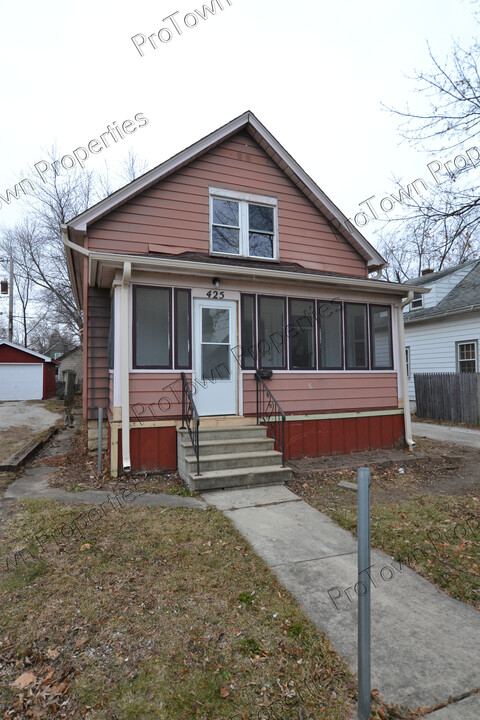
[249,204,273,232]
[258,296,285,368]
[370,305,392,369]
[201,344,231,380]
[459,343,476,372]
[241,295,255,369]
[135,287,170,367]
[318,301,343,369]
[175,289,190,368]
[289,299,314,369]
[213,198,239,226]
[249,232,273,258]
[212,226,239,254]
[345,303,368,369]
[202,308,229,343]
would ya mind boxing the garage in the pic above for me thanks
[0,341,58,401]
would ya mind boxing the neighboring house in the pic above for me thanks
[0,341,58,400]
[46,341,76,360]
[57,346,83,386]
[404,259,480,408]
[63,111,423,480]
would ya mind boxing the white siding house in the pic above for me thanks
[404,260,480,408]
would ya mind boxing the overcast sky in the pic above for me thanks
[0,0,477,247]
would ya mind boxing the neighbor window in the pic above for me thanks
[210,189,277,260]
[411,292,423,309]
[134,286,171,368]
[457,341,477,373]
[318,299,343,369]
[257,296,286,368]
[288,298,315,369]
[405,347,411,378]
[344,303,368,370]
[369,305,393,369]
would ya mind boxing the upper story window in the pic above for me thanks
[210,188,278,260]
[410,292,423,309]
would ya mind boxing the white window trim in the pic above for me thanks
[456,340,478,373]
[209,187,279,261]
[405,346,410,378]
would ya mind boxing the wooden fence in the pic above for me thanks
[414,372,479,425]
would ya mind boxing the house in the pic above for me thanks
[404,259,480,409]
[62,111,425,484]
[45,341,76,360]
[0,341,58,401]
[57,346,83,387]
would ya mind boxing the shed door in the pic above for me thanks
[0,363,43,400]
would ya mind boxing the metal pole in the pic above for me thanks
[97,407,103,474]
[357,466,371,720]
[8,257,13,342]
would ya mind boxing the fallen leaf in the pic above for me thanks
[219,687,230,698]
[47,648,60,660]
[12,671,36,689]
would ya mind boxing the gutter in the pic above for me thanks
[398,291,415,450]
[404,303,480,324]
[121,261,131,473]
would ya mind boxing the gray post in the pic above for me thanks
[97,407,103,474]
[357,467,371,720]
[8,257,13,343]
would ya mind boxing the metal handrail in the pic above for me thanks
[180,373,200,476]
[255,372,286,466]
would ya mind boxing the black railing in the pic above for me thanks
[255,372,286,466]
[180,373,200,476]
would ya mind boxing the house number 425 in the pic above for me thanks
[206,290,224,299]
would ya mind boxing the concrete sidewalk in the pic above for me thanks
[412,421,480,449]
[204,485,480,714]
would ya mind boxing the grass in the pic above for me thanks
[0,498,357,720]
[328,494,479,608]
[0,426,32,462]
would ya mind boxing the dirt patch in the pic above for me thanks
[287,437,480,504]
[42,422,193,497]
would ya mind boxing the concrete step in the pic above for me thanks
[185,450,282,473]
[189,465,291,492]
[196,425,267,441]
[181,437,275,457]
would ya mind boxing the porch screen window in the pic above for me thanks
[258,296,285,368]
[108,296,115,370]
[134,287,170,368]
[174,289,191,369]
[240,294,256,369]
[318,300,343,369]
[458,341,477,373]
[370,305,393,369]
[345,303,368,369]
[210,190,277,260]
[288,299,315,369]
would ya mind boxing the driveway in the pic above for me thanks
[412,421,480,449]
[0,400,61,432]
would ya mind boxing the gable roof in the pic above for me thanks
[0,340,57,363]
[64,111,387,298]
[407,260,478,287]
[405,260,480,324]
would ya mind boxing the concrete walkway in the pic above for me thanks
[412,421,480,449]
[203,485,480,714]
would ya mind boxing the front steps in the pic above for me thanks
[177,424,291,492]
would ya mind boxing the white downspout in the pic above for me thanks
[398,291,414,450]
[121,261,131,472]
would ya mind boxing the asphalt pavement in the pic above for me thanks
[412,420,480,449]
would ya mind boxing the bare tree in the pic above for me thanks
[380,22,480,277]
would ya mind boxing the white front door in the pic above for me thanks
[193,299,237,416]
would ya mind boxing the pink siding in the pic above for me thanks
[128,373,187,421]
[243,373,399,415]
[87,132,366,277]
